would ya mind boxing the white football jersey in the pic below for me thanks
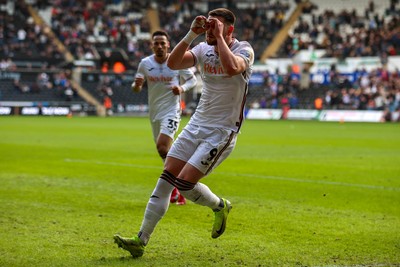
[189,39,254,132]
[136,55,196,122]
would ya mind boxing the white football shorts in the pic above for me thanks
[167,123,238,175]
[151,114,181,142]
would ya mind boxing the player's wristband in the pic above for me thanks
[182,30,198,45]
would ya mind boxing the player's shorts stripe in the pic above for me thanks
[205,131,235,175]
[236,82,248,132]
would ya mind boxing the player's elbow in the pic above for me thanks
[225,59,246,76]
[225,66,241,77]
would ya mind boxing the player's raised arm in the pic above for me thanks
[167,16,208,70]
[208,17,247,76]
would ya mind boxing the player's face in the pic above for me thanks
[151,35,170,59]
[205,16,228,46]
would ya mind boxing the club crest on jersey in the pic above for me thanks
[240,49,251,59]
[205,51,214,58]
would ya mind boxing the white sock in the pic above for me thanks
[138,178,174,245]
[180,182,221,210]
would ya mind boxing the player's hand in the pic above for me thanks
[135,76,144,87]
[208,17,224,38]
[171,85,183,95]
[190,16,208,35]
[132,76,144,92]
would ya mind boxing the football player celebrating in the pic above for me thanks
[114,8,254,257]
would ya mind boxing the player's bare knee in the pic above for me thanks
[156,144,168,159]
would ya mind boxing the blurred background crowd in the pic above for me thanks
[0,0,399,120]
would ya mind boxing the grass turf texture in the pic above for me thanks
[0,116,399,267]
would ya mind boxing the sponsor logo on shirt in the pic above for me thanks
[204,63,224,75]
[148,75,173,82]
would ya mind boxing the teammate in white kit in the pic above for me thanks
[114,8,254,257]
[132,30,197,205]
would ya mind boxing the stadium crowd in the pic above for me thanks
[0,0,64,67]
[250,0,399,114]
[0,0,399,120]
[283,0,399,59]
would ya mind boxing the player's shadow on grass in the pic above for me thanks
[94,256,144,265]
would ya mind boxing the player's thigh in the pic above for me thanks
[150,120,161,143]
[167,125,198,163]
[159,115,181,140]
[157,133,173,150]
[188,127,237,175]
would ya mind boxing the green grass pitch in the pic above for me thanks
[0,116,399,266]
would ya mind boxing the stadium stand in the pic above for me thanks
[0,0,399,121]
[246,0,399,116]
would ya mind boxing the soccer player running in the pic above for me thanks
[132,30,197,205]
[114,8,254,257]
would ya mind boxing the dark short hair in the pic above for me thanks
[208,8,236,25]
[152,30,170,41]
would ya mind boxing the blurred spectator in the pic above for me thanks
[97,76,114,98]
[0,58,16,70]
[113,61,126,73]
[288,92,299,108]
[283,0,399,59]
[13,79,30,93]
[314,96,323,110]
[37,72,53,90]
[103,95,113,116]
[281,94,290,119]
[64,83,74,101]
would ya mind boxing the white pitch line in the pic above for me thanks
[64,158,400,191]
[64,158,162,170]
[217,172,400,191]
